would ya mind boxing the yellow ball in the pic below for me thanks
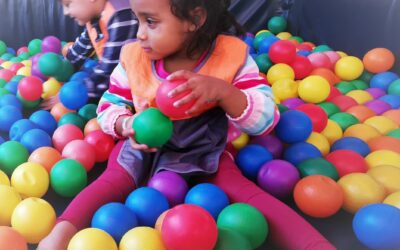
[298,75,330,103]
[11,162,49,198]
[42,78,61,99]
[321,120,343,145]
[232,133,249,150]
[365,150,400,169]
[338,173,386,213]
[0,186,21,226]
[364,116,398,135]
[68,228,118,250]
[267,63,295,84]
[11,198,56,244]
[306,132,330,156]
[271,78,298,101]
[383,191,400,208]
[21,60,32,67]
[336,51,348,58]
[367,165,400,194]
[120,227,167,250]
[0,170,10,186]
[335,56,364,81]
[16,66,31,76]
[346,90,373,104]
[344,123,381,141]
[255,29,270,36]
[1,61,13,69]
[276,32,292,40]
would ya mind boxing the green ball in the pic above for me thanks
[16,92,40,109]
[28,39,42,55]
[317,102,340,117]
[78,104,98,121]
[1,53,13,61]
[277,104,289,114]
[0,79,6,88]
[267,16,287,34]
[18,52,30,61]
[0,40,6,56]
[217,203,268,249]
[255,54,272,73]
[289,36,304,43]
[11,75,24,83]
[297,158,339,180]
[329,112,359,130]
[214,228,252,250]
[50,159,87,197]
[387,128,400,140]
[350,80,369,90]
[358,70,374,83]
[38,52,63,77]
[10,57,22,63]
[0,141,29,175]
[58,113,87,131]
[313,45,332,53]
[388,79,400,95]
[253,32,273,50]
[0,88,10,97]
[335,81,356,94]
[55,60,74,82]
[133,107,173,148]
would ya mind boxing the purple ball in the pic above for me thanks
[41,36,62,54]
[364,100,392,115]
[31,63,48,81]
[257,160,300,199]
[366,88,386,99]
[250,134,283,159]
[281,98,305,109]
[147,171,188,207]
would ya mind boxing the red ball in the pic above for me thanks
[52,124,84,152]
[325,86,342,102]
[17,47,29,55]
[9,63,25,73]
[297,43,313,52]
[330,95,358,111]
[308,53,332,69]
[290,55,313,80]
[161,204,218,250]
[325,150,368,177]
[62,140,96,172]
[18,76,43,101]
[269,40,297,64]
[156,79,196,120]
[295,103,328,132]
[0,69,15,82]
[84,130,115,162]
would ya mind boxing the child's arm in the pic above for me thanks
[65,29,95,68]
[85,10,138,98]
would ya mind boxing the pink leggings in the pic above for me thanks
[58,141,335,250]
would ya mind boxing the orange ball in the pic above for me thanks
[310,68,341,86]
[28,147,62,173]
[363,48,395,73]
[62,42,74,57]
[344,124,381,142]
[0,226,28,250]
[382,109,400,126]
[346,105,376,122]
[84,118,102,136]
[293,175,343,218]
[50,102,74,122]
[367,136,400,154]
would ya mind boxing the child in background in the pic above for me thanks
[38,0,335,249]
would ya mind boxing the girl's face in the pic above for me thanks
[62,0,104,26]
[130,0,196,61]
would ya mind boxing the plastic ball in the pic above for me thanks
[0,226,28,250]
[383,109,400,126]
[306,132,330,156]
[28,147,62,173]
[84,118,101,135]
[298,75,330,103]
[28,39,42,55]
[254,54,272,73]
[338,173,386,213]
[0,170,9,185]
[308,52,331,69]
[0,185,21,225]
[257,35,279,54]
[283,142,322,166]
[353,203,400,250]
[17,75,43,101]
[388,79,400,95]
[125,187,169,227]
[367,165,400,194]
[52,124,84,152]
[231,132,249,150]
[78,103,97,121]
[324,51,341,65]
[41,36,61,54]
[132,108,173,148]
[326,150,368,177]
[346,105,375,122]
[331,137,371,157]
[269,40,297,64]
[120,227,166,250]
[311,68,340,86]
[20,128,52,153]
[62,140,96,171]
[368,136,400,154]
[294,175,343,218]
[335,56,364,81]
[365,150,400,169]
[379,94,400,109]
[217,203,268,249]
[42,78,61,99]
[266,63,295,84]
[281,97,304,109]
[388,128,400,140]
[363,48,395,73]
[9,119,38,141]
[11,197,56,244]
[364,100,392,115]
[297,158,339,180]
[295,103,328,132]
[384,191,400,208]
[290,55,313,80]
[364,116,398,135]
[275,110,312,143]
[59,81,89,110]
[329,112,359,131]
[214,228,252,250]
[317,101,340,117]
[346,90,373,105]
[185,183,229,220]
[4,81,18,95]
[370,72,399,91]
[267,16,287,34]
[320,120,343,144]
[67,228,118,250]
[58,113,86,130]
[51,102,74,122]
[50,159,87,197]
[250,134,284,159]
[11,162,49,198]
[0,105,23,132]
[235,144,273,180]
[0,69,15,82]
[38,52,62,76]
[84,130,115,162]
[29,110,58,136]
[0,141,29,176]
[271,78,298,101]
[0,94,22,110]
[253,32,273,50]
[91,202,138,242]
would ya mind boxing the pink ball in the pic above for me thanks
[18,76,43,101]
[84,130,115,162]
[9,63,24,73]
[269,40,297,64]
[41,36,62,54]
[62,139,96,171]
[308,52,332,69]
[0,69,15,82]
[290,55,313,80]
[52,124,84,151]
[227,122,241,142]
[324,51,341,65]
[17,47,29,55]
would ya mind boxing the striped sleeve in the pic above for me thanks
[66,29,94,67]
[227,55,280,136]
[96,63,134,138]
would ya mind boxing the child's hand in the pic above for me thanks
[40,94,60,110]
[166,70,231,115]
[120,115,158,153]
[37,221,77,250]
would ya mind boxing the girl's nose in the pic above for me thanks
[137,25,147,41]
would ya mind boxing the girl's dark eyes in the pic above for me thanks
[146,18,157,26]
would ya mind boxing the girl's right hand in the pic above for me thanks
[120,115,158,153]
[37,221,77,250]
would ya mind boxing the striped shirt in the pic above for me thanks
[97,49,280,139]
[66,9,138,98]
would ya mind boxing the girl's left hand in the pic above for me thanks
[167,70,231,115]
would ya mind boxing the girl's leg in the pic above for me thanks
[57,140,136,230]
[205,152,336,250]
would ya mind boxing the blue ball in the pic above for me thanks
[20,128,52,153]
[91,202,138,242]
[4,81,18,95]
[29,110,57,136]
[59,81,88,110]
[370,72,399,91]
[0,136,4,145]
[297,50,311,57]
[331,137,371,157]
[82,59,98,73]
[0,94,22,110]
[70,71,89,82]
[353,204,400,250]
[125,187,169,227]
[258,35,279,54]
[185,183,229,220]
[0,105,23,132]
[9,119,38,141]
[243,35,254,48]
[7,47,16,55]
[378,94,400,109]
[275,110,313,144]
[283,142,322,166]
[236,144,273,180]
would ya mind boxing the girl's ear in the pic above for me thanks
[190,7,207,30]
